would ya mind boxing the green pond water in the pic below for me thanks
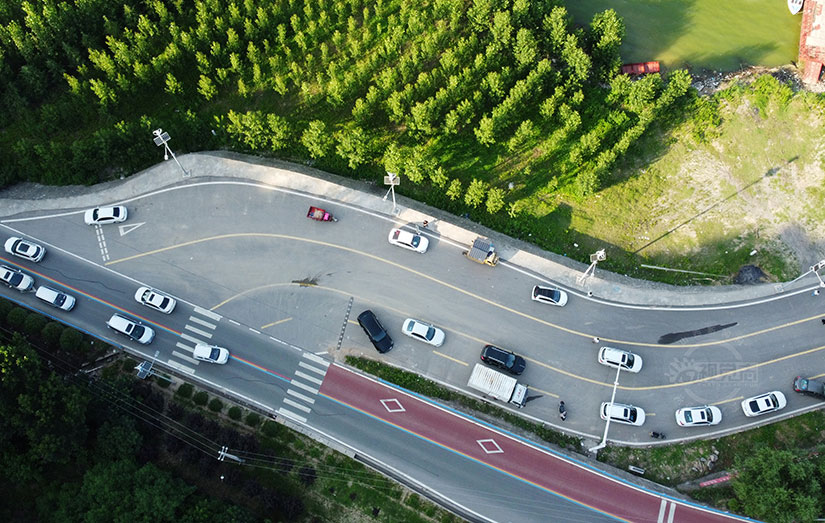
[565,0,802,72]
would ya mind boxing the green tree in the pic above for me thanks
[465,178,488,208]
[382,142,403,174]
[301,120,333,158]
[513,28,537,69]
[485,187,505,214]
[587,9,625,82]
[198,74,218,100]
[446,178,462,201]
[335,126,369,169]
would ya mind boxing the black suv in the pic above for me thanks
[793,376,825,399]
[357,310,393,353]
[480,344,526,375]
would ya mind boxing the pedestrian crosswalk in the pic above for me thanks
[166,307,222,374]
[276,352,330,423]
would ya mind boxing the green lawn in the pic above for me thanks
[565,0,801,72]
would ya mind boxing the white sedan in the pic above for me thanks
[741,391,787,417]
[84,205,127,225]
[675,405,722,426]
[600,402,646,426]
[1,265,35,291]
[401,318,445,347]
[4,237,46,262]
[388,228,429,253]
[597,346,643,373]
[193,343,230,364]
[134,286,177,314]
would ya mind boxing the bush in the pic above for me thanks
[228,406,243,420]
[193,391,209,406]
[0,298,11,319]
[122,358,137,372]
[298,466,317,486]
[42,321,63,348]
[262,421,283,438]
[24,312,46,336]
[245,412,261,427]
[176,383,194,399]
[6,307,27,328]
[156,375,171,388]
[208,398,223,412]
[59,328,83,351]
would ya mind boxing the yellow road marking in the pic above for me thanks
[433,351,468,366]
[261,317,291,329]
[530,386,558,399]
[712,396,744,406]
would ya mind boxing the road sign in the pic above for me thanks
[811,259,825,272]
[384,174,400,185]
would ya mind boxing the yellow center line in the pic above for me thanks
[530,386,558,399]
[261,317,291,329]
[433,351,468,366]
[712,396,744,406]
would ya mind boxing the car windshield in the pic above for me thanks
[9,273,22,285]
[209,348,220,360]
[130,325,145,338]
[767,395,777,407]
[505,354,515,367]
[54,294,66,306]
[424,326,435,340]
[625,408,636,422]
[410,236,420,247]
[705,409,713,422]
[683,411,694,423]
[624,354,634,366]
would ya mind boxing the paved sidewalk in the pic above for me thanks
[0,151,804,306]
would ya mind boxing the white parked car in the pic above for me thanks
[531,285,568,306]
[193,343,230,364]
[4,237,45,262]
[1,265,34,291]
[387,228,429,253]
[741,391,787,417]
[84,205,127,225]
[600,402,646,426]
[134,286,176,314]
[35,286,76,311]
[401,318,445,347]
[597,346,643,373]
[106,313,154,344]
[675,405,722,427]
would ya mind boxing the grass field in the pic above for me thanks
[565,0,801,72]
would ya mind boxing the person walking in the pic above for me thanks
[559,401,567,421]
[592,337,600,344]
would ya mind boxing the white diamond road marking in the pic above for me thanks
[477,439,504,454]
[298,361,326,375]
[290,380,318,394]
[302,352,329,367]
[184,324,213,338]
[295,370,323,386]
[286,389,316,404]
[171,350,199,364]
[194,306,222,321]
[380,398,405,413]
[188,316,216,329]
[276,408,307,424]
[283,398,312,413]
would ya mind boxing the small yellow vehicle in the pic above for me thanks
[463,237,499,266]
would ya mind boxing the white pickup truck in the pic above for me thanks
[467,364,528,408]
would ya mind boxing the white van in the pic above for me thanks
[35,286,76,311]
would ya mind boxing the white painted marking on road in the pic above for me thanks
[175,342,194,351]
[228,319,240,326]
[476,439,504,454]
[667,501,676,523]
[276,408,307,424]
[295,371,323,385]
[172,350,199,364]
[188,316,216,329]
[298,361,327,375]
[302,352,329,367]
[380,398,405,413]
[248,328,260,334]
[657,499,667,522]
[166,359,196,374]
[291,380,319,394]
[283,398,312,413]
[118,222,144,236]
[184,324,213,338]
[194,306,222,321]
[287,389,316,404]
[179,333,203,345]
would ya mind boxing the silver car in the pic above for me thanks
[84,205,128,225]
[401,318,445,347]
[134,287,176,314]
[35,286,76,311]
[106,313,154,344]
[193,343,230,364]
[4,237,45,262]
[1,265,34,291]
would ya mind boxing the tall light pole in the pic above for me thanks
[383,171,399,215]
[589,363,623,453]
[153,128,190,177]
[577,249,606,286]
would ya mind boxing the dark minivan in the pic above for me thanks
[357,310,393,353]
[480,344,526,375]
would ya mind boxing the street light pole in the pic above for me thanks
[383,171,400,215]
[589,363,622,453]
[152,128,190,177]
[577,249,606,286]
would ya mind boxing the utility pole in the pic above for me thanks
[383,172,400,215]
[589,364,623,453]
[153,128,190,177]
[218,446,245,464]
[577,249,606,286]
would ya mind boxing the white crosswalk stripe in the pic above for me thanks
[184,324,213,338]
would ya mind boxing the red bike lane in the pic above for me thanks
[319,364,748,523]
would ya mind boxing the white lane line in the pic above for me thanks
[276,408,307,424]
[188,316,216,329]
[228,319,240,326]
[283,398,312,413]
[666,502,676,523]
[295,371,323,386]
[194,306,222,321]
[166,359,196,374]
[298,361,327,375]
[180,333,204,345]
[184,324,213,338]
[175,341,194,351]
[302,352,329,367]
[290,380,319,394]
[172,351,199,364]
[286,389,316,404]
[249,328,260,334]
[657,499,667,523]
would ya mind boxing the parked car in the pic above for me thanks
[597,346,643,373]
[0,265,34,291]
[480,344,526,375]
[531,285,568,306]
[675,405,722,427]
[357,310,393,353]
[401,318,445,347]
[600,402,646,426]
[84,205,127,225]
[35,286,76,311]
[4,237,45,262]
[793,376,825,399]
[387,228,429,253]
[741,391,787,417]
[106,313,154,344]
[193,343,230,364]
[134,286,176,314]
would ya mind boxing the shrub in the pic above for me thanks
[245,412,261,427]
[262,421,283,438]
[122,358,137,372]
[156,375,172,388]
[228,406,243,420]
[208,398,223,412]
[24,311,46,336]
[59,328,83,351]
[0,298,11,319]
[6,307,27,328]
[193,391,209,406]
[176,383,194,399]
[42,321,63,348]
[298,466,317,486]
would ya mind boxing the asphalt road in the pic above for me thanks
[0,170,813,521]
